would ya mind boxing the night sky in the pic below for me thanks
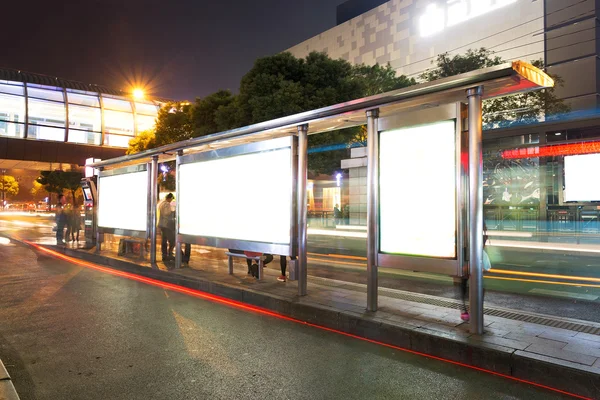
[2,0,344,101]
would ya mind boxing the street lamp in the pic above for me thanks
[133,88,145,100]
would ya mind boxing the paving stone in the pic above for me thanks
[523,343,597,366]
[0,360,10,380]
[575,332,600,343]
[470,333,530,350]
[562,343,600,358]
[0,380,19,400]
[503,332,568,349]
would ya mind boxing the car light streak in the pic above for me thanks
[20,239,592,400]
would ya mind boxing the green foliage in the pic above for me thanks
[127,129,156,155]
[0,175,19,197]
[353,63,416,96]
[154,102,194,146]
[36,170,83,205]
[126,51,415,174]
[419,48,503,81]
[420,49,570,128]
[192,90,235,137]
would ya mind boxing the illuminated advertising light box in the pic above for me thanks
[98,169,148,232]
[564,153,600,202]
[178,142,292,246]
[379,120,457,259]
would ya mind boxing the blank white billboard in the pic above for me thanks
[379,120,457,258]
[564,154,600,202]
[179,148,292,244]
[98,170,148,231]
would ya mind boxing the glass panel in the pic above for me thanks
[102,97,132,112]
[103,134,131,148]
[68,104,101,132]
[136,114,156,133]
[0,121,24,138]
[0,92,26,123]
[104,110,134,136]
[27,87,64,102]
[0,83,24,96]
[134,102,158,115]
[68,129,101,145]
[67,92,100,107]
[27,125,65,141]
[28,98,66,128]
[0,80,23,86]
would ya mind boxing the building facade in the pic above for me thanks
[288,0,599,111]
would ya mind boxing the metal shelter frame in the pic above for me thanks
[89,61,553,334]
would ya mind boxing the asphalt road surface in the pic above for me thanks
[0,238,573,399]
[1,212,599,323]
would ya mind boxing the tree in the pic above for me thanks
[352,63,416,96]
[0,175,19,206]
[420,48,569,128]
[30,180,46,201]
[127,129,156,155]
[126,51,415,174]
[59,171,84,206]
[192,90,235,137]
[36,171,63,209]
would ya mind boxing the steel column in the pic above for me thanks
[175,151,182,269]
[150,155,159,268]
[467,87,484,334]
[366,109,380,312]
[297,124,308,296]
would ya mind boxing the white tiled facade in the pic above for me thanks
[287,0,545,79]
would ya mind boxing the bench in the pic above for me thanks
[225,252,265,280]
[118,238,145,260]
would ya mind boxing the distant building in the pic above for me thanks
[288,0,599,111]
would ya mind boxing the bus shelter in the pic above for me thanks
[89,62,553,334]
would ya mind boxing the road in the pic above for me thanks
[0,238,573,399]
[1,212,600,322]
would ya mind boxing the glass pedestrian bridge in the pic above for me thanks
[0,68,166,149]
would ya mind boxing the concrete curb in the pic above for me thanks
[28,244,600,399]
[0,359,19,400]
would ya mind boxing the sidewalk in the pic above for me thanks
[0,359,19,400]
[20,239,600,399]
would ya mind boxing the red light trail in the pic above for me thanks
[21,239,592,400]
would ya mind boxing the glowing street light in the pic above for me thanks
[133,88,145,100]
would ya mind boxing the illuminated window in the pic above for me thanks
[67,92,100,107]
[103,134,132,148]
[135,102,158,115]
[102,97,132,112]
[27,125,65,141]
[68,130,101,145]
[27,87,65,102]
[322,187,341,211]
[0,92,26,124]
[0,121,24,138]
[69,104,101,132]
[104,110,134,136]
[0,83,24,96]
[28,98,66,128]
[136,114,156,132]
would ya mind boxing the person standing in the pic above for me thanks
[278,255,296,282]
[158,193,175,261]
[55,194,67,245]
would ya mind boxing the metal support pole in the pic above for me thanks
[175,150,183,269]
[150,155,159,268]
[467,87,484,335]
[297,124,309,296]
[366,109,380,312]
